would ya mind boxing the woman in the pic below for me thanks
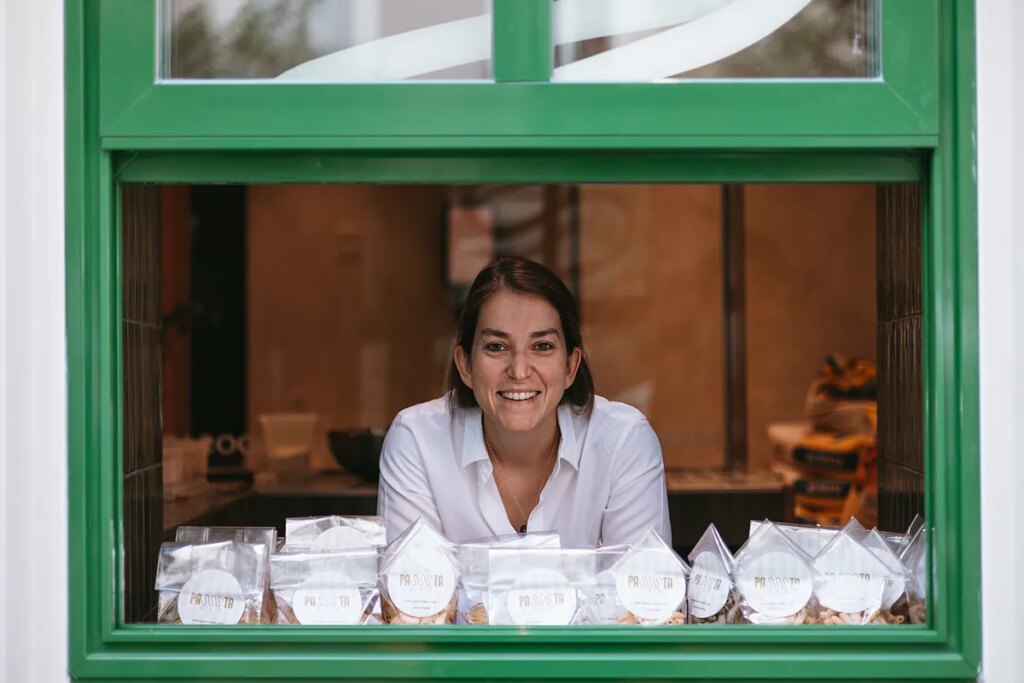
[377,257,670,548]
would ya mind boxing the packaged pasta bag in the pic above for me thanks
[898,520,928,624]
[457,531,560,625]
[270,548,380,625]
[379,518,459,624]
[486,548,595,626]
[861,528,913,624]
[155,540,267,625]
[733,521,821,624]
[809,518,900,625]
[283,515,385,551]
[592,529,687,626]
[687,524,739,624]
[174,525,278,622]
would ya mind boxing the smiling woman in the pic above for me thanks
[377,257,671,546]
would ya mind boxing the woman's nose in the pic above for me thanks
[506,351,531,379]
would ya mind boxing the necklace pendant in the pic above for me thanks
[519,523,527,534]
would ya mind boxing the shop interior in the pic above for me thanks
[120,181,922,623]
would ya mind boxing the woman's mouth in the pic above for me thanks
[497,391,540,402]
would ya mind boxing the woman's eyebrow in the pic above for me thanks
[479,328,509,338]
[531,328,560,338]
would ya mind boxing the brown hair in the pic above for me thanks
[447,257,594,414]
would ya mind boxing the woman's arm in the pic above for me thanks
[376,414,443,542]
[600,418,672,547]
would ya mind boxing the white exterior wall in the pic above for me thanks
[977,1,1024,682]
[0,1,1021,682]
[1,0,69,681]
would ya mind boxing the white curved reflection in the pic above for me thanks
[552,0,812,81]
[277,0,810,82]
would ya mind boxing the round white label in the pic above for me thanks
[312,526,370,551]
[613,549,687,622]
[736,552,813,618]
[177,569,245,625]
[385,550,456,618]
[688,551,732,618]
[292,571,362,624]
[507,568,578,626]
[815,554,890,613]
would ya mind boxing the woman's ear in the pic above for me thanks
[453,345,473,388]
[565,347,582,387]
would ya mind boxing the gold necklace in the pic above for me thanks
[483,425,559,533]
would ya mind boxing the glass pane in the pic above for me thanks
[123,181,924,625]
[552,0,879,81]
[161,0,492,81]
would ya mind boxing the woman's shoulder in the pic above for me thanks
[587,396,651,429]
[393,395,452,425]
[573,396,660,459]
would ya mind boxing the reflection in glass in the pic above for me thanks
[552,0,878,81]
[162,0,492,81]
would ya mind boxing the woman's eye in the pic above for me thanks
[534,342,554,351]
[484,343,505,353]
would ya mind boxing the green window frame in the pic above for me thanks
[66,1,979,680]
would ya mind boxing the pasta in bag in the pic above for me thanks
[486,548,594,626]
[174,526,277,622]
[155,540,267,625]
[734,521,822,624]
[379,518,459,624]
[283,515,385,551]
[687,524,739,624]
[270,548,380,625]
[594,529,687,626]
[809,518,900,625]
[457,531,560,625]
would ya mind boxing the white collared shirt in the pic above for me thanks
[377,396,671,548]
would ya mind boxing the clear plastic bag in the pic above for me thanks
[898,517,928,624]
[283,515,385,551]
[174,526,277,622]
[861,528,913,625]
[808,518,901,625]
[270,548,380,625]
[734,521,822,624]
[748,519,904,559]
[748,520,833,558]
[486,547,595,626]
[379,518,459,624]
[457,531,560,625]
[593,529,687,626]
[687,524,739,624]
[155,540,268,625]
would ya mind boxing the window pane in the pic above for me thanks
[552,0,878,81]
[161,0,492,81]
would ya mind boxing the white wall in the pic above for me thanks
[977,2,1024,682]
[0,0,69,682]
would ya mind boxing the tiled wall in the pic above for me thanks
[122,185,164,623]
[876,184,924,533]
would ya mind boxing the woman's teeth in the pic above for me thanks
[499,391,539,401]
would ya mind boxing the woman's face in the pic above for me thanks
[455,290,581,436]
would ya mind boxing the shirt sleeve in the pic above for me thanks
[599,418,672,547]
[377,413,443,543]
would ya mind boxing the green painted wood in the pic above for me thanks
[65,0,981,680]
[494,0,551,82]
[96,0,938,142]
[111,151,925,184]
[101,136,939,151]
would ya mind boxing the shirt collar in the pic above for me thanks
[459,403,582,470]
